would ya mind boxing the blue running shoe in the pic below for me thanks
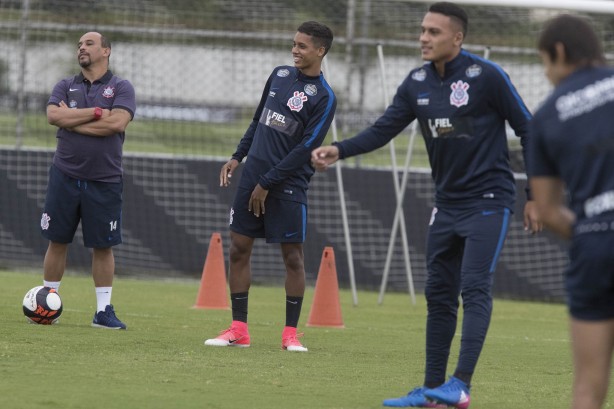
[92,305,127,330]
[424,376,470,409]
[383,387,447,407]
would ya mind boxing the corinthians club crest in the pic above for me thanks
[102,86,115,98]
[287,91,308,112]
[450,80,469,108]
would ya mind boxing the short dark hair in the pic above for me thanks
[538,14,604,66]
[297,21,334,56]
[100,34,111,49]
[428,2,468,37]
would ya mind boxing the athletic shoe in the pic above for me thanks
[91,305,127,330]
[281,326,308,352]
[424,376,470,409]
[204,322,250,347]
[383,387,447,407]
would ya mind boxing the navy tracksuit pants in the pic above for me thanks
[424,205,511,386]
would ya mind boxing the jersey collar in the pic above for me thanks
[429,49,466,80]
[74,70,114,84]
[295,67,321,82]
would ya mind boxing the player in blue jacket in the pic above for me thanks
[205,21,336,352]
[529,15,614,409]
[312,2,540,407]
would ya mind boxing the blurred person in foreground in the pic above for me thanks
[204,21,336,352]
[41,31,136,329]
[312,2,541,407]
[529,14,614,409]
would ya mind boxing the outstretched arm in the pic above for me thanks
[311,145,339,171]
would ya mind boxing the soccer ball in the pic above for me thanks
[22,286,63,325]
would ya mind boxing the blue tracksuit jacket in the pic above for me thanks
[529,66,614,222]
[336,49,532,209]
[232,66,337,204]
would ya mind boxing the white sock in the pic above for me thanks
[44,280,61,291]
[95,287,112,312]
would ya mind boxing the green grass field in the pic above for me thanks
[2,269,610,409]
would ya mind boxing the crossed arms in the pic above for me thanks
[47,101,132,137]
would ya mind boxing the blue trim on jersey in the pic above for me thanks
[489,207,510,272]
[305,76,335,148]
[301,204,307,242]
[466,50,532,120]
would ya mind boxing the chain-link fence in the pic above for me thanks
[1,0,613,164]
[1,0,613,298]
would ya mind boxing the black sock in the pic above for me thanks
[452,371,472,388]
[285,295,303,327]
[425,380,443,389]
[231,292,249,323]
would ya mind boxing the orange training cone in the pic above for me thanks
[307,246,344,328]
[193,232,229,310]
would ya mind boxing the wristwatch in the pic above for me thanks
[93,107,103,120]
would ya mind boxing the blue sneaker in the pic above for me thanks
[383,387,447,407]
[92,305,127,330]
[424,376,470,409]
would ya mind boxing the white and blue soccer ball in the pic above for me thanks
[22,286,63,325]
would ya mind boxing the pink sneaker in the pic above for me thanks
[281,326,308,352]
[204,321,250,347]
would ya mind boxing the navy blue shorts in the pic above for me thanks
[229,187,307,243]
[40,165,122,248]
[567,225,614,320]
